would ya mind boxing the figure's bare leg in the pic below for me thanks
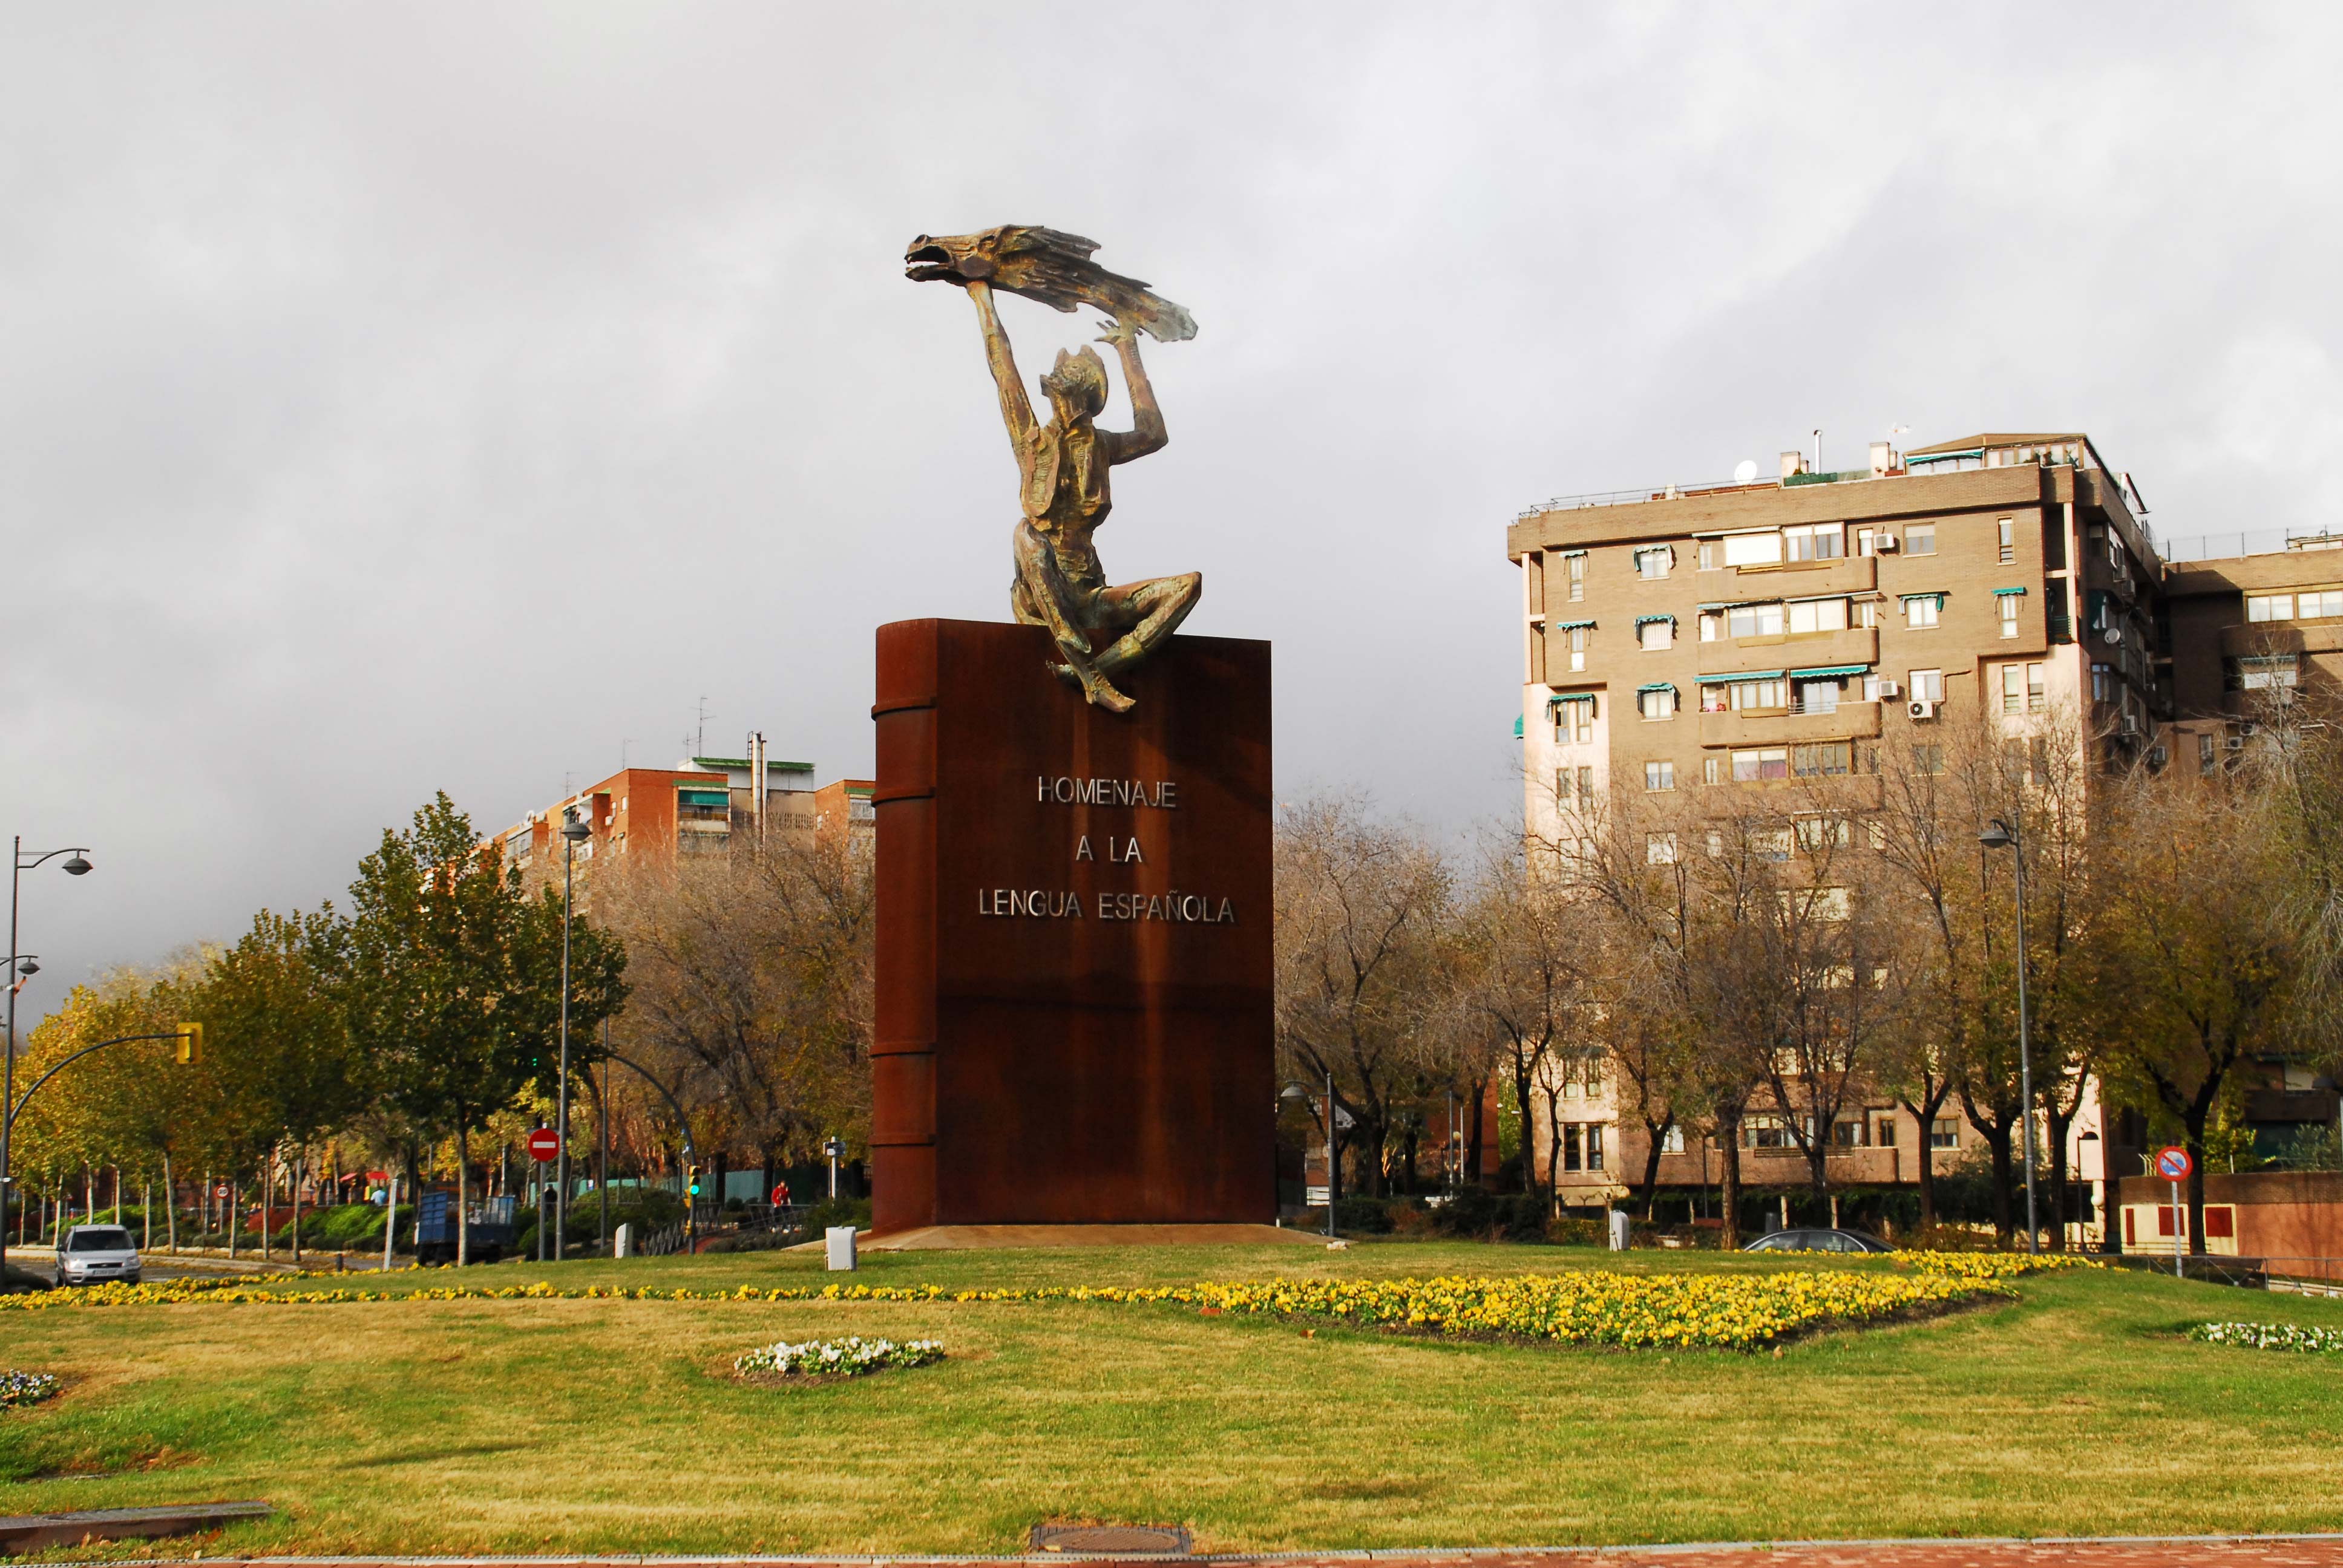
[1092,571,1201,679]
[1012,524,1133,713]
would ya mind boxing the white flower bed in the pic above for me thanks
[1,1370,60,1409]
[2188,1321,2343,1353]
[735,1335,945,1378]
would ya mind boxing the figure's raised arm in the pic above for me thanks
[968,280,1037,450]
[1097,315,1166,462]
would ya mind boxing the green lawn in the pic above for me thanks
[2,1242,2339,1557]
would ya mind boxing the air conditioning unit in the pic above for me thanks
[1873,679,1902,699]
[1908,699,1938,721]
[1875,535,1900,552]
[2119,714,2141,736]
[2225,736,2246,751]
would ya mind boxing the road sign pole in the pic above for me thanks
[2171,1178,2184,1279]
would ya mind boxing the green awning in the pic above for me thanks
[1634,613,1676,626]
[1548,691,1598,706]
[1558,548,1588,558]
[1513,714,1524,738]
[1993,586,2028,596]
[1637,682,1678,693]
[1696,670,1784,684]
[1554,618,1596,630]
[1789,664,1869,679]
[677,789,729,806]
[1897,592,1946,602]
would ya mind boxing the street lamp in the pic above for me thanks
[1979,815,2040,1254]
[1282,1076,1337,1238]
[553,809,591,1262]
[4,839,94,1284]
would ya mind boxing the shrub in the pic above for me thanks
[1332,1196,1395,1234]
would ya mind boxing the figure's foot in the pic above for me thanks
[1083,673,1136,713]
[1093,633,1149,679]
[1048,660,1083,689]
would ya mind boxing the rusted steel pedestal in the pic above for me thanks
[870,619,1273,1232]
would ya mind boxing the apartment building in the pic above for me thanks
[496,747,846,881]
[1503,431,2157,1230]
[2163,532,2343,771]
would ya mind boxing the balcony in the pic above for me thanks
[1699,700,1883,749]
[1723,554,1878,599]
[2220,622,2343,659]
[1697,625,1878,680]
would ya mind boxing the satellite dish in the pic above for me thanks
[2103,625,2122,645]
[1734,459,1758,484]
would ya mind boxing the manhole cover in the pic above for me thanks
[1029,1523,1192,1555]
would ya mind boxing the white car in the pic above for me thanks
[54,1224,142,1287]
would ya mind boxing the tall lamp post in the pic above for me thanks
[1979,814,2040,1253]
[553,809,591,1261]
[1281,1074,1338,1238]
[4,840,92,1283]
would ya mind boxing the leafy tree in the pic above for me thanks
[335,794,627,1265]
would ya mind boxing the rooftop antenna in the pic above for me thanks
[694,696,713,760]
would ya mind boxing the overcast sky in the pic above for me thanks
[4,4,2339,1017]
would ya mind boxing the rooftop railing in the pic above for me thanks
[2163,529,2343,564]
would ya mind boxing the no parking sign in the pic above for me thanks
[2154,1145,2194,1278]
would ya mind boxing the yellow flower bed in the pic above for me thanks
[0,1251,2089,1350]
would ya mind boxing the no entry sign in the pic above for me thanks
[527,1128,561,1163]
[2154,1145,2194,1182]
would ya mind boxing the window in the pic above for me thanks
[1731,746,1791,782]
[1904,594,1942,629]
[2002,665,2024,714]
[1644,759,1676,791]
[1999,595,2020,638]
[1910,743,1945,775]
[1797,679,1840,714]
[1867,818,1888,851]
[1998,517,2015,564]
[1875,1115,1898,1148]
[1585,1124,1605,1171]
[2199,733,2217,775]
[2027,663,2046,711]
[1646,832,1678,865]
[1577,765,1595,806]
[1723,531,1783,567]
[1784,523,1844,562]
[1698,610,1724,642]
[1659,1124,1685,1154]
[1745,1115,1791,1149]
[2028,736,2051,783]
[2302,590,2343,619]
[1697,540,1717,570]
[2236,655,2301,690]
[1855,598,1880,629]
[1795,813,1852,847]
[1752,828,1793,861]
[1906,523,1937,555]
[2092,662,2114,702]
[1636,546,1674,580]
[1567,624,1589,671]
[1929,1119,1959,1150]
[2247,593,2292,623]
[1704,755,1724,786]
[1909,668,1944,702]
[1855,527,1877,557]
[1566,555,1585,602]
[1792,743,1851,777]
[1832,1119,1867,1147]
[1555,695,1595,743]
[1705,829,1725,857]
[1788,597,1848,635]
[1733,677,1788,711]
[1639,687,1677,720]
[1728,601,1786,638]
[1639,618,1674,650]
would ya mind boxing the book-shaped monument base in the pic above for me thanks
[870,619,1274,1232]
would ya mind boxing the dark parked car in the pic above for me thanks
[1742,1227,1894,1254]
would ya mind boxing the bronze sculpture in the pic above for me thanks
[906,226,1200,713]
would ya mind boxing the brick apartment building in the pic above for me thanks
[1502,430,2341,1236]
[496,748,870,884]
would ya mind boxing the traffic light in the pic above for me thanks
[686,1165,702,1200]
[175,1021,204,1064]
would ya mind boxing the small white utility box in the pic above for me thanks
[1607,1209,1631,1252]
[825,1226,858,1272]
[612,1222,633,1259]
